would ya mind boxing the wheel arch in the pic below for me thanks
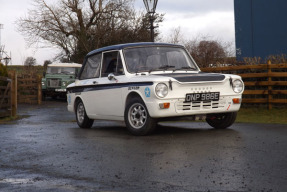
[125,91,144,108]
[74,96,83,112]
[124,92,157,136]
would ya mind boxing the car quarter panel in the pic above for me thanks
[67,78,155,120]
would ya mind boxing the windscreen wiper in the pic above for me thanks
[148,65,175,73]
[159,65,176,70]
[173,66,197,72]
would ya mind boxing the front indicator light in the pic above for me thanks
[159,103,170,109]
[233,98,241,104]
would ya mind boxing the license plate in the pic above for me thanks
[55,89,66,92]
[185,92,220,102]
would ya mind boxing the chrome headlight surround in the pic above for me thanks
[232,79,244,93]
[62,81,67,87]
[155,83,168,98]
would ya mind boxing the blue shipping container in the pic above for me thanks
[234,0,287,61]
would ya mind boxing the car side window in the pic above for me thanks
[101,51,124,77]
[80,53,102,79]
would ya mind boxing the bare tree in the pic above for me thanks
[165,27,183,44]
[17,0,163,63]
[161,26,184,44]
[188,40,226,67]
[24,57,37,66]
[164,28,236,67]
[184,35,235,67]
[43,60,52,71]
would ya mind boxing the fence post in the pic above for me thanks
[10,71,17,116]
[267,60,272,110]
[37,75,42,105]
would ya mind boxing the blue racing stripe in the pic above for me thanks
[67,82,153,93]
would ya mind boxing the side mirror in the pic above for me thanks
[108,73,117,81]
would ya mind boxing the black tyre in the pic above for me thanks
[206,112,237,129]
[75,99,94,128]
[124,97,157,136]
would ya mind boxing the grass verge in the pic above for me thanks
[236,107,287,124]
[0,115,28,124]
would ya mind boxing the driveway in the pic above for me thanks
[0,101,286,192]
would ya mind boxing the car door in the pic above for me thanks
[80,51,125,119]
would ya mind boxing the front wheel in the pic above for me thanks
[75,100,94,128]
[206,112,237,129]
[124,97,157,136]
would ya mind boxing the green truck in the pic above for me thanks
[41,63,82,99]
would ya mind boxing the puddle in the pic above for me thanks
[0,178,32,184]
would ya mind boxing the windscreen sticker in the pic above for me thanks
[145,87,151,98]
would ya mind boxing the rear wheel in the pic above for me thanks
[124,97,157,136]
[206,112,237,129]
[75,100,94,128]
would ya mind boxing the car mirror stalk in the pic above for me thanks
[108,73,118,82]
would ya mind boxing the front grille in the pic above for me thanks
[47,79,61,88]
[176,98,225,112]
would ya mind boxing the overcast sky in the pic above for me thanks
[0,0,235,65]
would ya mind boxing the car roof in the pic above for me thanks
[86,42,184,57]
[48,63,82,68]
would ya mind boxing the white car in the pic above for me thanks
[67,43,244,135]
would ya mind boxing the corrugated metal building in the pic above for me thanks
[234,0,287,61]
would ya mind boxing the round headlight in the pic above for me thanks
[155,83,168,98]
[232,79,244,93]
[42,82,45,86]
[62,82,67,86]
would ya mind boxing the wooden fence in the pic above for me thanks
[201,62,287,109]
[0,72,41,118]
[17,73,42,105]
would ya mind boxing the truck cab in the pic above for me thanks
[42,63,82,99]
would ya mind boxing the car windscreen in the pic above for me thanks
[46,67,76,74]
[123,46,198,73]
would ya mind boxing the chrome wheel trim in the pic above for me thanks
[128,103,147,129]
[77,102,85,124]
